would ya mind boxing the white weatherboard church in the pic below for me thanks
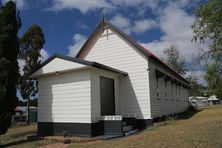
[31,20,189,137]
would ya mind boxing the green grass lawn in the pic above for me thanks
[1,105,222,148]
[69,105,222,148]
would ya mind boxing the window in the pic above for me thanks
[171,82,173,100]
[157,92,160,98]
[155,69,164,99]
[156,77,160,98]
[156,77,159,89]
[176,84,177,97]
[164,80,167,99]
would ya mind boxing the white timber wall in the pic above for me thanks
[84,29,151,119]
[38,70,91,123]
[90,69,120,123]
[148,59,189,118]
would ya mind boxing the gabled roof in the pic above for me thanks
[30,54,128,77]
[76,19,189,84]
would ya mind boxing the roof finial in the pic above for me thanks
[102,9,105,22]
[101,9,106,31]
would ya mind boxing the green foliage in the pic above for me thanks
[18,24,45,123]
[189,79,206,97]
[20,24,45,76]
[205,64,217,89]
[163,44,186,75]
[192,0,222,99]
[0,1,20,135]
[192,0,222,56]
[205,63,222,99]
[17,98,38,107]
[19,24,45,100]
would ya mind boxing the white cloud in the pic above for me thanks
[110,14,131,34]
[2,0,27,9]
[48,0,112,13]
[48,0,159,13]
[185,70,206,85]
[110,15,157,34]
[47,0,163,15]
[109,8,205,62]
[18,59,25,75]
[68,34,87,57]
[78,24,88,29]
[39,49,49,62]
[110,0,146,7]
[24,0,201,15]
[141,40,208,62]
[140,2,209,62]
[47,0,199,14]
[133,19,157,34]
[110,0,159,9]
[159,4,195,41]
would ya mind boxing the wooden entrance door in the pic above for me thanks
[100,77,115,115]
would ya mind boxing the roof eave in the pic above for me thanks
[29,54,128,78]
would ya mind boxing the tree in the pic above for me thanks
[163,44,186,75]
[17,98,38,107]
[192,0,222,99]
[205,63,222,99]
[189,78,206,97]
[19,24,45,123]
[192,0,222,60]
[0,1,21,135]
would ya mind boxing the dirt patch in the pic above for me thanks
[40,142,68,148]
[44,136,98,143]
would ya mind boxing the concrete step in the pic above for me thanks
[123,125,133,132]
[96,134,123,140]
[122,121,127,126]
[124,129,138,136]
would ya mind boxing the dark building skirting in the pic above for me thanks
[38,119,153,137]
[136,119,153,130]
[123,118,153,130]
[102,120,122,135]
[123,117,137,130]
[38,122,103,137]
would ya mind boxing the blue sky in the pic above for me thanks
[1,0,208,83]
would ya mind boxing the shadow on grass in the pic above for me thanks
[175,109,202,120]
[0,136,43,147]
[153,105,202,123]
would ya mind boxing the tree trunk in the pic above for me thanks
[26,98,30,124]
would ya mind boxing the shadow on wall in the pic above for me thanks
[37,70,53,136]
[120,76,153,129]
[38,74,54,136]
[119,76,150,124]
